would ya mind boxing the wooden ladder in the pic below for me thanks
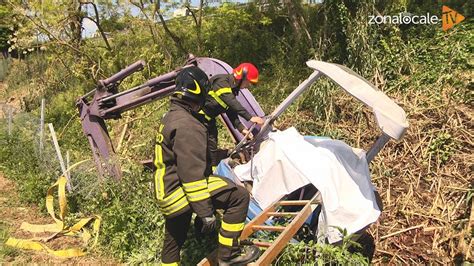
[198,193,322,266]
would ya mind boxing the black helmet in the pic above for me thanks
[174,66,209,105]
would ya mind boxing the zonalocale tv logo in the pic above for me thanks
[368,6,465,31]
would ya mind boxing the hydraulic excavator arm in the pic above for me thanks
[76,55,264,179]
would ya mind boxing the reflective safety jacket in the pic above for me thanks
[154,100,233,218]
[201,74,253,131]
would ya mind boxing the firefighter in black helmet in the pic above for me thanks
[154,66,260,265]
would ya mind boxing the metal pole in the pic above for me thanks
[48,123,72,192]
[40,98,45,153]
[254,71,322,142]
[366,133,391,163]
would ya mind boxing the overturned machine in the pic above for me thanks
[77,55,408,264]
[77,55,264,178]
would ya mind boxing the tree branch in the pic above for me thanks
[68,2,83,46]
[156,12,188,56]
[26,15,96,63]
[185,4,202,53]
[282,0,313,47]
[17,11,104,79]
[130,1,173,58]
[144,0,188,56]
[80,1,112,51]
[185,5,199,27]
[130,1,159,45]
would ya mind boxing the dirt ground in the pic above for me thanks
[0,173,118,264]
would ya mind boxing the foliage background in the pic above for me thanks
[0,0,472,264]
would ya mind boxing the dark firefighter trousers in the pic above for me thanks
[161,185,250,264]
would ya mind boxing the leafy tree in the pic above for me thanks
[0,2,13,54]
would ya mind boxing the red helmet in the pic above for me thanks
[233,63,259,84]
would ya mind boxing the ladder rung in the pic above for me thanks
[253,241,272,248]
[279,200,310,206]
[252,225,286,232]
[267,212,299,217]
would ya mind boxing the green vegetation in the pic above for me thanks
[0,221,18,261]
[0,0,472,264]
[276,240,368,265]
[0,3,12,52]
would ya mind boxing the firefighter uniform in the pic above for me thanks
[200,74,254,166]
[154,99,250,265]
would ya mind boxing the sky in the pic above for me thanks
[83,17,98,38]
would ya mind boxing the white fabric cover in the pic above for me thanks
[234,127,381,242]
[306,60,409,140]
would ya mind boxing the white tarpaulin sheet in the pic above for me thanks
[234,127,381,242]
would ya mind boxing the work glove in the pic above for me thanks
[195,215,217,235]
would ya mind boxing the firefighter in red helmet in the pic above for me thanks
[200,62,265,167]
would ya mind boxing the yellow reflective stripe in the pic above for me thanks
[161,261,179,266]
[163,187,184,202]
[215,87,232,96]
[159,187,185,207]
[209,176,224,182]
[208,181,227,192]
[184,184,208,192]
[208,180,226,185]
[209,91,228,109]
[187,195,210,202]
[209,87,232,109]
[154,124,166,200]
[185,188,209,196]
[161,197,188,214]
[162,196,189,215]
[182,179,208,192]
[182,179,207,187]
[221,221,244,232]
[198,110,212,121]
[188,80,201,94]
[207,176,227,192]
[153,145,165,200]
[186,189,211,202]
[218,234,234,246]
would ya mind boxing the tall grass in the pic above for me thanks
[0,57,10,81]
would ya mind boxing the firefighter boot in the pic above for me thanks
[218,244,260,266]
